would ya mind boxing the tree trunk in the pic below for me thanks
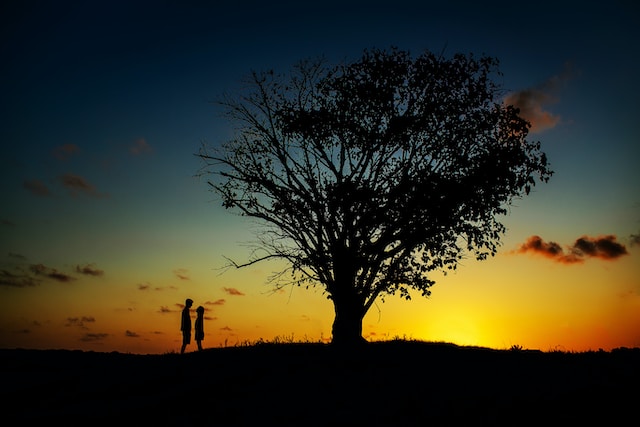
[330,244,368,346]
[330,291,367,347]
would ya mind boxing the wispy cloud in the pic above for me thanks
[630,232,640,247]
[125,330,140,338]
[159,306,172,313]
[30,263,77,282]
[514,235,628,264]
[2,257,106,287]
[80,333,108,342]
[23,179,51,196]
[503,62,574,134]
[129,138,152,156]
[53,143,80,161]
[66,316,96,329]
[0,268,41,287]
[206,299,226,306]
[174,268,190,280]
[59,173,106,198]
[76,264,104,277]
[223,287,245,296]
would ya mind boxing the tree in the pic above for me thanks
[197,47,552,346]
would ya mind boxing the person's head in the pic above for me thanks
[196,306,204,315]
[185,298,193,307]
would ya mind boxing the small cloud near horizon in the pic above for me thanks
[174,268,190,280]
[223,287,245,296]
[65,316,96,329]
[514,234,628,264]
[80,332,108,342]
[125,330,140,338]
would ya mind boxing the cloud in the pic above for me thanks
[138,283,151,290]
[125,330,140,338]
[223,287,245,296]
[630,233,640,247]
[23,179,51,196]
[206,299,226,306]
[59,173,106,198]
[80,333,108,342]
[11,320,43,335]
[66,316,96,329]
[503,63,574,134]
[76,264,104,277]
[2,259,106,286]
[129,138,152,156]
[514,235,628,264]
[159,306,172,313]
[53,143,80,161]
[0,269,41,287]
[30,263,76,282]
[76,264,104,276]
[174,268,190,280]
[573,235,628,260]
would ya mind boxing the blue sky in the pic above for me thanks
[1,1,639,353]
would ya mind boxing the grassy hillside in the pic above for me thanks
[2,340,638,425]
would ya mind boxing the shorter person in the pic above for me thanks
[195,305,205,351]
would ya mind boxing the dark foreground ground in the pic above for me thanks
[2,341,638,426]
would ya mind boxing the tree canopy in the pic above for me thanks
[198,47,552,345]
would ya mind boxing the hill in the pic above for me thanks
[2,341,638,425]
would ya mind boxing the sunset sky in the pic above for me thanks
[1,1,638,354]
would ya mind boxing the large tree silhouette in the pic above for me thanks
[198,48,552,346]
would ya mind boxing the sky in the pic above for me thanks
[1,0,639,354]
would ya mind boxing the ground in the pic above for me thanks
[2,341,637,425]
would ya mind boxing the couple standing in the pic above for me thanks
[180,298,205,354]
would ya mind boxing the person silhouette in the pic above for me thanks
[195,306,205,351]
[180,298,193,354]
